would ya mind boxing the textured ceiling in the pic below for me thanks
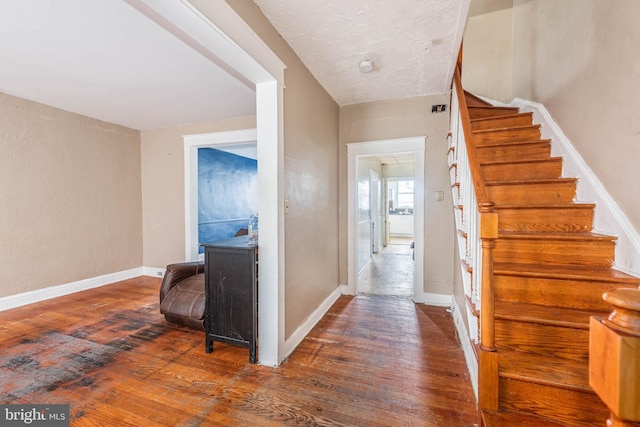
[254,0,468,106]
[0,1,469,130]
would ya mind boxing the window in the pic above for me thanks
[388,179,414,214]
[397,180,414,209]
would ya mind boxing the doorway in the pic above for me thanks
[358,166,415,298]
[346,137,426,302]
[184,129,258,261]
[134,0,285,367]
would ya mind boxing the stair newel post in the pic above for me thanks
[589,288,640,427]
[479,206,498,351]
[478,205,499,411]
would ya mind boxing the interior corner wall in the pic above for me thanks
[193,1,341,340]
[462,0,514,102]
[512,0,640,235]
[339,95,455,296]
[140,116,256,270]
[0,92,142,298]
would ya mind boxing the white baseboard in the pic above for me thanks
[0,267,144,312]
[143,267,166,278]
[281,286,342,360]
[451,296,479,401]
[339,283,354,295]
[421,292,453,307]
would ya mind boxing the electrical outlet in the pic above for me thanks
[157,271,163,277]
[436,191,444,201]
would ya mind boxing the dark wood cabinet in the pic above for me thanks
[203,235,257,363]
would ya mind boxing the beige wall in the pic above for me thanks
[0,92,142,297]
[194,1,341,339]
[512,0,640,232]
[340,95,455,295]
[462,0,514,102]
[140,117,257,269]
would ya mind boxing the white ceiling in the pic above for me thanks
[253,0,468,106]
[0,0,256,130]
[0,0,468,130]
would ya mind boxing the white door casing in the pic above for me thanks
[346,137,426,302]
[131,0,286,366]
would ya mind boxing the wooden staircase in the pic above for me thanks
[462,91,640,426]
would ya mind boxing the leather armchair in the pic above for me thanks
[159,261,205,331]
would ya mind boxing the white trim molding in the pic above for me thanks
[346,137,427,302]
[183,128,258,262]
[422,292,453,307]
[124,0,285,86]
[512,98,640,276]
[0,267,144,312]
[281,286,342,361]
[126,0,287,367]
[143,267,166,278]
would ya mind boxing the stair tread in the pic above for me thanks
[476,138,551,148]
[499,349,591,392]
[494,203,596,209]
[482,410,566,427]
[472,124,541,134]
[495,300,607,329]
[480,157,562,166]
[469,104,518,111]
[469,105,518,111]
[485,177,577,186]
[494,262,640,283]
[470,112,532,123]
[498,230,616,241]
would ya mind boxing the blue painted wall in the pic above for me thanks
[198,147,257,251]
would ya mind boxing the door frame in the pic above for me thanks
[370,168,381,254]
[183,128,257,262]
[345,137,426,302]
[131,0,286,366]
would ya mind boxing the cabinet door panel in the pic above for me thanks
[208,250,254,342]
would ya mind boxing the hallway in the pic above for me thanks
[358,237,414,297]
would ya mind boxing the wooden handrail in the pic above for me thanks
[590,288,640,426]
[456,40,463,75]
[452,67,493,211]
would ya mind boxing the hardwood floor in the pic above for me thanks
[0,277,479,426]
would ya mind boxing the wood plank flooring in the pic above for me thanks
[0,277,479,426]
